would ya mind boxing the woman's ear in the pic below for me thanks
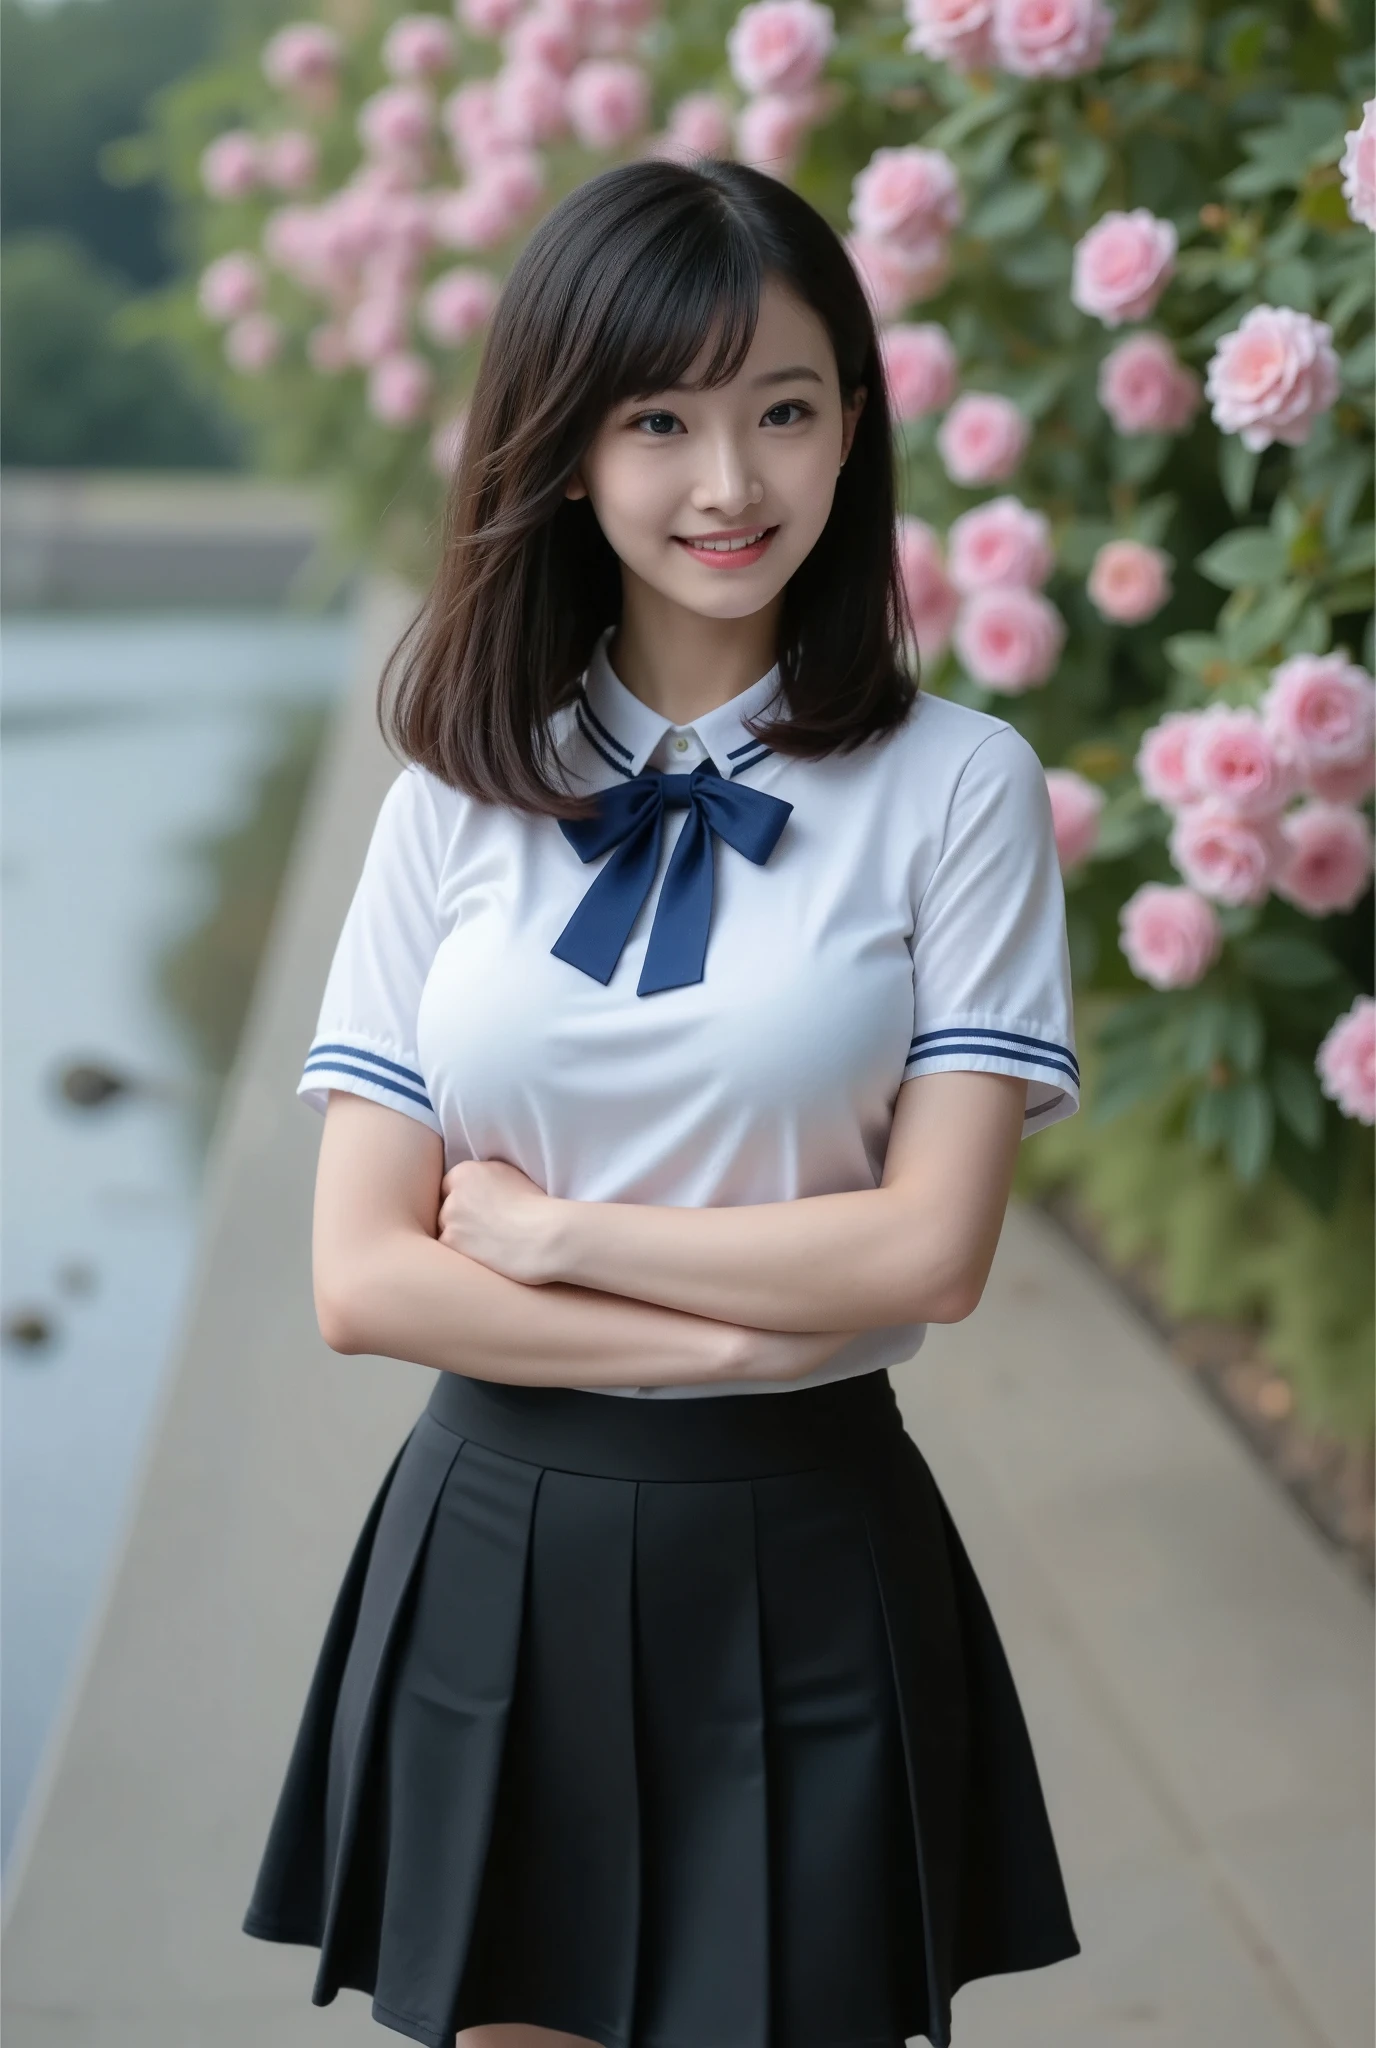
[565,471,588,501]
[840,385,866,467]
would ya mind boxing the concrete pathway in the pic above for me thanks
[3,579,1371,2048]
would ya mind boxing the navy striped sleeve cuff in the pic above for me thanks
[903,1025,1080,1134]
[298,1039,441,1133]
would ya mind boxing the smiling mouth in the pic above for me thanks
[672,525,778,559]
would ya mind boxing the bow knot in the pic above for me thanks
[551,760,792,994]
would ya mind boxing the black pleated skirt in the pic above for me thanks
[242,1366,1080,2048]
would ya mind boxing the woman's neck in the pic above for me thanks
[606,583,782,724]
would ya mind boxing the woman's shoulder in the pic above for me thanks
[861,687,1040,800]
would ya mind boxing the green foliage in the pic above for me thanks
[0,232,239,467]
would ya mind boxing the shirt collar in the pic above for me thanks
[574,623,785,781]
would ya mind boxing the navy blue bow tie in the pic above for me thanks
[550,760,793,995]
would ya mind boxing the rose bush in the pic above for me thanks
[128,0,1374,1430]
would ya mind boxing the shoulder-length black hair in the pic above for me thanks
[380,154,918,817]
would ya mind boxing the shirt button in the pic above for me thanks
[673,735,690,752]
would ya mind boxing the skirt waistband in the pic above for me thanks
[423,1366,905,1482]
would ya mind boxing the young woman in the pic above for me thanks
[242,155,1083,2048]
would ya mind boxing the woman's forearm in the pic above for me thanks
[545,1182,971,1333]
[326,1228,860,1389]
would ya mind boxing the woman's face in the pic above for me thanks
[565,274,865,626]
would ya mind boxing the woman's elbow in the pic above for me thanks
[313,1260,373,1355]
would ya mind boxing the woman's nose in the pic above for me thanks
[692,439,764,515]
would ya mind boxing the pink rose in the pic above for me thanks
[430,408,470,478]
[492,60,570,145]
[902,0,995,70]
[850,145,962,252]
[224,312,282,373]
[432,182,518,251]
[306,322,351,373]
[1307,754,1376,805]
[566,59,651,148]
[1260,651,1376,777]
[1205,305,1341,452]
[954,585,1065,691]
[200,131,260,200]
[1097,331,1202,435]
[197,251,263,322]
[459,0,526,34]
[505,8,582,75]
[1187,703,1299,818]
[664,90,734,156]
[346,295,411,367]
[1273,803,1374,917]
[734,93,817,176]
[1086,538,1172,623]
[1168,799,1285,905]
[1045,768,1105,871]
[419,265,500,346]
[262,205,333,290]
[936,391,1030,484]
[897,516,960,666]
[1118,882,1223,989]
[1340,99,1376,232]
[947,495,1053,592]
[845,232,950,319]
[261,23,341,101]
[368,351,434,426]
[382,14,456,77]
[1316,996,1376,1125]
[260,130,319,194]
[358,85,435,159]
[1135,709,1203,809]
[1071,209,1176,327]
[991,0,1113,75]
[726,0,835,97]
[880,322,958,421]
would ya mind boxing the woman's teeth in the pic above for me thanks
[686,530,769,552]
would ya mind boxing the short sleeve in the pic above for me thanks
[905,722,1080,1137]
[297,763,445,1134]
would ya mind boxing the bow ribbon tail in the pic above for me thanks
[550,803,665,984]
[637,800,715,994]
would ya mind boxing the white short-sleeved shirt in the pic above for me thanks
[300,623,1079,1397]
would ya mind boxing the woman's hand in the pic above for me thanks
[438,1158,564,1286]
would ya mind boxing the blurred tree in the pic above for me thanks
[0,233,241,466]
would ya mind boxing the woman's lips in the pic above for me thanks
[672,526,778,569]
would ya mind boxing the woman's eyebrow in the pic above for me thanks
[654,364,827,394]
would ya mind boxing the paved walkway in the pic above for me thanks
[3,580,1371,2048]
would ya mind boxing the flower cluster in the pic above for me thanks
[720,0,837,178]
[901,0,1113,78]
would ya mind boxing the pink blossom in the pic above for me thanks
[358,85,435,159]
[845,233,951,319]
[261,23,341,102]
[346,295,412,367]
[850,145,962,252]
[442,82,507,170]
[224,312,282,373]
[432,180,521,250]
[897,516,960,665]
[947,495,1053,593]
[881,322,959,422]
[1045,768,1105,871]
[1118,882,1222,989]
[306,322,352,373]
[430,409,470,478]
[1187,703,1299,818]
[383,14,456,77]
[566,59,650,148]
[1135,710,1203,809]
[492,61,570,145]
[506,6,583,73]
[201,131,261,200]
[954,585,1065,691]
[589,0,658,31]
[726,0,835,97]
[260,130,319,194]
[1259,651,1376,778]
[1087,538,1172,623]
[991,0,1113,76]
[1273,803,1374,916]
[368,351,435,426]
[261,205,333,289]
[1097,330,1202,435]
[735,93,818,177]
[1308,754,1376,805]
[1071,209,1176,327]
[1340,99,1376,232]
[936,391,1030,485]
[1315,996,1376,1125]
[197,251,263,322]
[665,90,735,156]
[420,265,500,346]
[902,0,995,70]
[1168,799,1284,905]
[459,0,526,34]
[1205,305,1341,452]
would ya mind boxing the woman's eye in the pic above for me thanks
[633,411,682,436]
[764,400,812,426]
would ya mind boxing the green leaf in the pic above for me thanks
[1196,528,1289,589]
[1086,1060,1170,1125]
[966,180,1049,240]
[1133,493,1178,547]
[1113,433,1171,486]
[1225,582,1311,663]
[1268,1050,1326,1146]
[1164,632,1232,679]
[1328,523,1375,577]
[1180,996,1235,1074]
[1222,998,1265,1076]
[1059,133,1110,209]
[1225,1081,1274,1182]
[998,235,1072,288]
[1218,436,1261,517]
[1233,934,1341,986]
[1095,994,1170,1049]
[1283,601,1332,655]
[1342,332,1376,389]
[1263,257,1317,313]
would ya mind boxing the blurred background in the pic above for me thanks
[0,0,1372,2039]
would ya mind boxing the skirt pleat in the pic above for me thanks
[243,1369,1081,2048]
